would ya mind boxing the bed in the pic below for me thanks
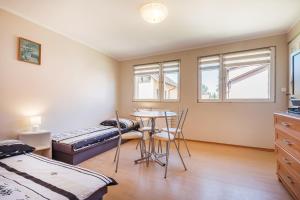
[52,118,139,165]
[0,140,117,200]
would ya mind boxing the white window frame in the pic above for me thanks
[198,55,222,102]
[197,47,276,103]
[133,60,180,102]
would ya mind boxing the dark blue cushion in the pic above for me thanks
[0,140,35,159]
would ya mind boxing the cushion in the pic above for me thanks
[161,127,181,133]
[100,118,138,129]
[121,131,143,140]
[100,119,118,127]
[0,140,35,159]
[152,132,175,141]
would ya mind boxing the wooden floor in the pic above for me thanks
[79,140,292,200]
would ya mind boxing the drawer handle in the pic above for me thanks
[281,122,291,127]
[286,176,294,184]
[282,139,293,146]
[283,158,291,165]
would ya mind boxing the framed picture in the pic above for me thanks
[18,37,41,65]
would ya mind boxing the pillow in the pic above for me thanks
[0,140,35,159]
[100,119,117,127]
[100,118,138,129]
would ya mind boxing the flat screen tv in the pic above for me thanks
[291,50,300,106]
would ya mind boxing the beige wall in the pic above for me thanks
[120,35,288,149]
[288,20,300,43]
[0,9,119,139]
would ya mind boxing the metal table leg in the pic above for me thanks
[134,117,166,166]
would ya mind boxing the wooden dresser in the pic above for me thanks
[274,113,300,199]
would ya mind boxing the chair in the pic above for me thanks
[113,111,146,173]
[161,108,191,157]
[136,107,157,132]
[135,108,158,150]
[152,112,187,178]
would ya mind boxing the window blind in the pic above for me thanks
[198,55,220,69]
[162,61,180,73]
[134,63,160,76]
[223,48,272,68]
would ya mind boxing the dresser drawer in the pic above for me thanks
[277,146,300,179]
[275,114,300,133]
[276,129,300,161]
[278,162,300,199]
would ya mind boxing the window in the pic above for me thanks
[198,55,221,101]
[162,61,180,100]
[134,63,160,100]
[133,60,180,101]
[139,76,151,83]
[198,47,275,102]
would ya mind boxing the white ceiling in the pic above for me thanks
[0,0,300,61]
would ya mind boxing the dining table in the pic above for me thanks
[131,110,177,166]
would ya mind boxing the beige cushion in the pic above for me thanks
[121,131,143,140]
[152,132,175,141]
[139,126,160,132]
[139,126,152,131]
[161,127,181,133]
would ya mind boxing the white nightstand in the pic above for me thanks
[18,130,52,158]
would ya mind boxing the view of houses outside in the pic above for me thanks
[163,72,178,100]
[200,64,270,100]
[226,64,269,99]
[134,73,178,100]
[134,75,159,99]
[200,68,219,99]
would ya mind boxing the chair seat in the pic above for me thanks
[161,127,181,133]
[121,131,143,140]
[139,126,152,131]
[139,126,159,132]
[152,132,175,141]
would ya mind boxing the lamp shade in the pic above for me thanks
[140,2,168,24]
[30,116,41,126]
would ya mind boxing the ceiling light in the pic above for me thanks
[140,2,168,24]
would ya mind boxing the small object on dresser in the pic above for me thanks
[18,130,52,158]
[288,107,300,114]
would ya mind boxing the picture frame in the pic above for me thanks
[18,37,41,65]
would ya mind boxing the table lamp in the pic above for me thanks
[30,116,42,131]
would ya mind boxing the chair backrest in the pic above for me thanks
[154,109,170,129]
[179,108,189,131]
[135,108,153,127]
[174,110,184,136]
[115,111,122,137]
[164,112,172,141]
[164,111,184,139]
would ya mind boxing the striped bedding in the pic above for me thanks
[0,153,116,200]
[52,119,139,152]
